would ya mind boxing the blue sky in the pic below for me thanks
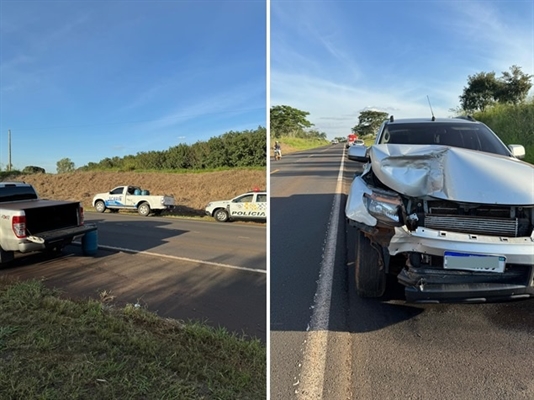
[0,0,266,172]
[271,0,534,140]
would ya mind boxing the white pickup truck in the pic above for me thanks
[0,181,98,264]
[92,185,175,217]
[205,190,267,222]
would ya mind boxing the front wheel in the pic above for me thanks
[355,230,386,298]
[214,208,229,222]
[95,200,106,213]
[138,202,151,217]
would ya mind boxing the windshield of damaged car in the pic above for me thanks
[379,122,510,156]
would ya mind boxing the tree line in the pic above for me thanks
[53,127,266,173]
[269,105,327,141]
[270,65,532,141]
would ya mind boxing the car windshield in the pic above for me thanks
[379,122,510,156]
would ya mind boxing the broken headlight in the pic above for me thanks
[364,190,403,226]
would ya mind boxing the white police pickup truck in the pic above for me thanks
[92,185,175,217]
[205,190,267,222]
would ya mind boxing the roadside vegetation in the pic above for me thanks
[273,136,330,155]
[0,277,266,399]
[269,105,329,155]
[472,99,534,164]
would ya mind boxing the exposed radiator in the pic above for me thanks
[424,214,519,237]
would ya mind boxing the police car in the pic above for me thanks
[205,190,267,222]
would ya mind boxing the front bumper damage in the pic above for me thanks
[390,227,534,302]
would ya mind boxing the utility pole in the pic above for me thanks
[8,129,11,171]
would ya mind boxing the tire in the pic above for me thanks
[138,202,151,217]
[95,200,106,213]
[214,208,229,222]
[355,230,386,298]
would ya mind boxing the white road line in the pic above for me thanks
[75,242,266,274]
[296,147,345,400]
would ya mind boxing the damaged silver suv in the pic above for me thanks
[345,116,534,302]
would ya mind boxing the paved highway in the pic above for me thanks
[1,213,266,340]
[270,143,534,399]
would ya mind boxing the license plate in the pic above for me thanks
[443,251,506,273]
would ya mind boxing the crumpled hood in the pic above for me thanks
[369,144,534,205]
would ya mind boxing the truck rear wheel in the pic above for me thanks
[214,208,229,222]
[138,202,151,217]
[95,200,106,213]
[355,230,386,298]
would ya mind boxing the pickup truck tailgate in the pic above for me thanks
[1,200,81,234]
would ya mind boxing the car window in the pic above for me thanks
[234,194,253,203]
[257,194,267,202]
[110,187,124,195]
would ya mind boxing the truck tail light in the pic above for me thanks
[12,215,26,238]
[79,206,85,225]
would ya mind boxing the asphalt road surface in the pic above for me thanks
[270,143,534,399]
[1,213,266,341]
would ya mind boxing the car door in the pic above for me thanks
[228,193,255,219]
[105,186,126,207]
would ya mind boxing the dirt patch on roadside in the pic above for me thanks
[8,170,266,217]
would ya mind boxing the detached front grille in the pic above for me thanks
[424,214,519,237]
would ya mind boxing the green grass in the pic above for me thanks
[0,278,266,400]
[79,166,266,174]
[274,136,330,152]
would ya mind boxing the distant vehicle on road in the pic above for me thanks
[206,190,267,222]
[351,139,365,146]
[92,185,175,217]
[346,133,358,148]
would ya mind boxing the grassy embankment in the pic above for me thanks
[0,278,265,399]
[0,169,267,218]
[473,100,534,164]
[270,137,330,156]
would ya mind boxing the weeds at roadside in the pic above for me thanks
[0,278,266,400]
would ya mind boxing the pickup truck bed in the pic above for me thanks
[1,200,80,233]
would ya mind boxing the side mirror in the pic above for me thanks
[347,144,369,162]
[508,144,525,159]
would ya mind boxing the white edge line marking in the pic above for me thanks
[296,146,345,399]
[74,242,266,274]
